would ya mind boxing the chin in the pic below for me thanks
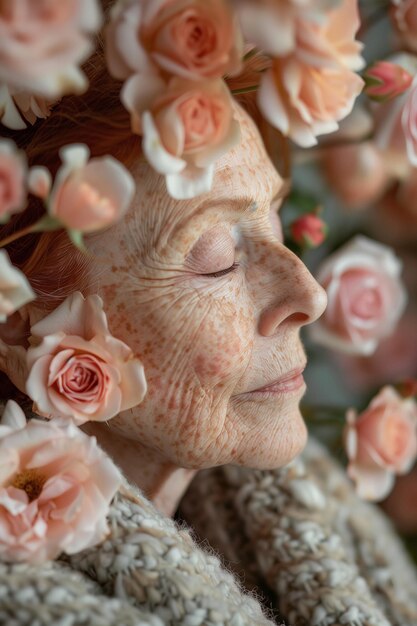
[230,401,308,470]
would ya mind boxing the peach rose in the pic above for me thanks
[0,400,122,564]
[0,1,101,99]
[0,139,27,222]
[310,236,407,355]
[106,0,242,81]
[235,0,342,56]
[321,142,389,208]
[344,386,417,501]
[29,144,136,234]
[26,292,147,425]
[122,75,240,198]
[0,251,35,323]
[391,0,417,53]
[257,0,364,146]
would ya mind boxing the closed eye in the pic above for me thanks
[202,262,239,278]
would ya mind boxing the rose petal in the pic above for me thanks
[166,164,214,200]
[142,111,187,175]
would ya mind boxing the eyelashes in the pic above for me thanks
[203,262,239,278]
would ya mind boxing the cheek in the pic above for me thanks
[192,297,254,387]
[98,277,255,461]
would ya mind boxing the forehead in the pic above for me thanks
[212,104,282,202]
[103,105,283,256]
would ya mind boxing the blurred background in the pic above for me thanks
[277,0,417,557]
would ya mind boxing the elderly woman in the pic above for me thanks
[1,2,417,625]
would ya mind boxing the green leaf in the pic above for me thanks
[287,190,319,214]
[68,229,86,252]
[32,215,62,232]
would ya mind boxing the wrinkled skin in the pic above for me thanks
[81,106,326,510]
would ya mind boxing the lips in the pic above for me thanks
[246,365,306,394]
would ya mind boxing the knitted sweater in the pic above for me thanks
[2,438,417,626]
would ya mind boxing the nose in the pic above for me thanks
[256,243,327,337]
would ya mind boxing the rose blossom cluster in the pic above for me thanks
[0,291,147,565]
[344,386,417,501]
[106,0,243,199]
[0,135,146,564]
[105,0,364,196]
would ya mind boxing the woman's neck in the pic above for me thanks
[82,423,196,516]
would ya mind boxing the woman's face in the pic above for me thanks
[87,106,327,470]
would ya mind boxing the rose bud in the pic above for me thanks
[397,378,417,398]
[365,61,412,102]
[29,145,136,239]
[290,212,328,248]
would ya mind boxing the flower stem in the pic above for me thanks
[0,215,62,248]
[231,84,259,95]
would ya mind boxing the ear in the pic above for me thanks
[0,307,30,394]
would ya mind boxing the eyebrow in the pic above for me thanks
[197,176,287,217]
[167,174,287,243]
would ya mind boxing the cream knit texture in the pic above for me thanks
[181,438,417,626]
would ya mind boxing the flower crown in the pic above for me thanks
[0,0,366,315]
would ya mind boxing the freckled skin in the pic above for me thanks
[82,105,327,511]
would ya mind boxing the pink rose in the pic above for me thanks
[257,0,364,146]
[26,292,147,425]
[122,76,240,198]
[0,139,27,222]
[235,0,342,57]
[310,236,407,355]
[29,145,135,234]
[391,0,417,53]
[344,386,417,501]
[0,400,122,564]
[321,142,389,208]
[106,0,242,81]
[0,1,102,98]
[0,251,35,323]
